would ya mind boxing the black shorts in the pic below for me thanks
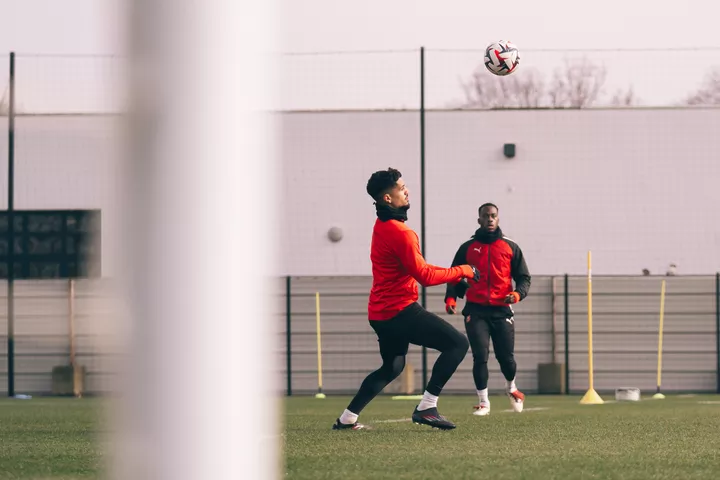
[369,302,467,359]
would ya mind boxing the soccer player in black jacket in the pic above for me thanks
[444,203,531,415]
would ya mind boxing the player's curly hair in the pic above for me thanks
[366,168,402,202]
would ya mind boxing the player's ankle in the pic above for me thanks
[476,388,489,404]
[339,409,359,425]
[417,391,438,411]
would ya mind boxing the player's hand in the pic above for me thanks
[462,265,480,282]
[445,298,457,315]
[504,292,520,304]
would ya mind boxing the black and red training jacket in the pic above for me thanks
[444,226,531,318]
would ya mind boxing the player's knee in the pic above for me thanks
[449,334,469,361]
[457,334,470,354]
[497,353,516,369]
[391,356,406,378]
[473,352,489,365]
[383,356,406,380]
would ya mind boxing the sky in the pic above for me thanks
[0,0,719,111]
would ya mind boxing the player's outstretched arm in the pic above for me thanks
[444,240,473,314]
[444,240,473,300]
[395,230,477,287]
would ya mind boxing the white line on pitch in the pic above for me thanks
[499,407,551,413]
[374,407,550,423]
[374,418,412,424]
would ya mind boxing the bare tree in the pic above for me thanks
[548,58,606,108]
[460,67,546,109]
[456,56,635,109]
[609,86,639,106]
[684,67,720,105]
[513,68,546,108]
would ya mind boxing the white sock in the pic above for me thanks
[506,378,517,393]
[477,388,489,405]
[417,391,438,411]
[339,409,358,425]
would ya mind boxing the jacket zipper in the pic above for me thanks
[487,244,491,303]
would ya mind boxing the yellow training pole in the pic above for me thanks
[581,251,604,404]
[653,280,667,399]
[587,251,594,391]
[315,292,325,399]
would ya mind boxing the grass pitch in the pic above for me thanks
[284,394,720,480]
[0,398,104,479]
[1,394,718,479]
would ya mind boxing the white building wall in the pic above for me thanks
[281,111,421,275]
[282,108,720,276]
[0,115,121,277]
[0,110,718,278]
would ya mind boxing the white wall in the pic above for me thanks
[282,108,720,276]
[281,111,421,274]
[1,109,719,278]
[0,115,121,276]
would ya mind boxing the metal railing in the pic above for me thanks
[281,274,720,396]
[0,278,121,395]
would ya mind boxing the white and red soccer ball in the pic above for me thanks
[484,40,520,76]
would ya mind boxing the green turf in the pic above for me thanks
[1,394,718,479]
[0,398,104,479]
[284,394,720,480]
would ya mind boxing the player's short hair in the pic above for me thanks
[366,168,402,202]
[478,203,499,216]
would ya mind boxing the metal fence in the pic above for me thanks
[1,51,720,397]
[281,47,720,110]
[2,48,720,115]
[281,274,720,396]
[0,274,716,396]
[0,278,121,395]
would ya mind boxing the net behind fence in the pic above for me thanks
[0,49,719,114]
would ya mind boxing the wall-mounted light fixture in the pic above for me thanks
[503,143,516,159]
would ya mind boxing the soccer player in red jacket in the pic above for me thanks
[332,168,479,431]
[444,203,531,416]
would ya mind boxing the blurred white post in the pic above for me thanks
[113,0,280,479]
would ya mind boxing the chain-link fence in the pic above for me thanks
[0,53,122,396]
[3,49,720,114]
[0,49,719,396]
[281,47,720,110]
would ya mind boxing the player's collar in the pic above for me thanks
[375,203,409,222]
[473,226,503,243]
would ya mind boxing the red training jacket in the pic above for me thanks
[368,218,473,321]
[444,227,531,317]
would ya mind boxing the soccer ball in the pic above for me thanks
[484,41,520,76]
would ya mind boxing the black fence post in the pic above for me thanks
[7,52,15,398]
[419,45,428,388]
[286,276,292,396]
[564,274,570,395]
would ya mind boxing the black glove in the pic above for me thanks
[471,265,480,282]
[454,279,469,299]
